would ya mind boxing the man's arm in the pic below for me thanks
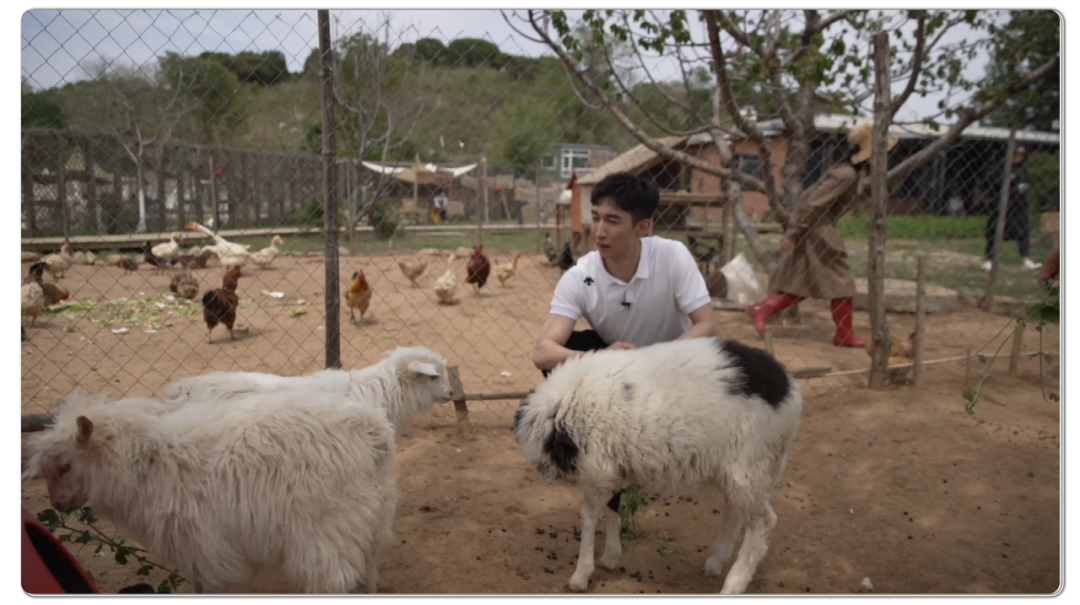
[532,314,586,371]
[675,302,721,341]
[670,240,721,342]
[535,266,591,369]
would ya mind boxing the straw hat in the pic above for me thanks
[848,121,898,165]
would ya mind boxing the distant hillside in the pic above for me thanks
[27,41,682,175]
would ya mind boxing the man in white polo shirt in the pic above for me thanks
[532,171,720,375]
[529,171,720,514]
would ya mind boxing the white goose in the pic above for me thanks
[185,221,250,263]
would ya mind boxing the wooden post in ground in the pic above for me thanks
[867,31,893,390]
[913,256,927,386]
[479,157,487,246]
[982,128,1017,312]
[447,366,472,434]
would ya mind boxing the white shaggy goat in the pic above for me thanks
[23,389,399,594]
[512,337,802,594]
[161,346,454,430]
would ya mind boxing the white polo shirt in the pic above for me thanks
[549,236,713,347]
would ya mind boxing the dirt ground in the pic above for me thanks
[21,252,1060,594]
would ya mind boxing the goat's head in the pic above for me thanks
[24,393,110,511]
[391,347,454,412]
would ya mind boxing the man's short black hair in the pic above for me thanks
[590,172,659,225]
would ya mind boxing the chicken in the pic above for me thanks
[21,283,45,328]
[465,246,491,295]
[22,264,69,327]
[434,253,459,305]
[171,249,213,271]
[22,251,40,263]
[866,331,917,383]
[495,252,524,287]
[151,232,186,262]
[454,246,474,258]
[557,243,575,273]
[42,243,72,280]
[249,235,285,269]
[398,259,427,288]
[26,261,47,285]
[201,265,242,344]
[542,233,557,266]
[116,256,140,275]
[345,270,373,324]
[170,272,200,300]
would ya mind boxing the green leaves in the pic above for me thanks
[34,507,188,590]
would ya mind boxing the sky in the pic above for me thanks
[21,9,1004,123]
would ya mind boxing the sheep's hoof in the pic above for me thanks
[597,555,620,571]
[703,556,726,578]
[567,571,591,593]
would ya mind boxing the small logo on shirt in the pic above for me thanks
[583,277,594,286]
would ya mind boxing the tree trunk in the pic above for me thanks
[867,31,893,390]
[135,144,147,234]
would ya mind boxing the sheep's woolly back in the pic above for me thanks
[24,389,398,593]
[160,346,449,430]
[513,337,802,495]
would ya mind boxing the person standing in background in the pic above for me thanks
[433,190,449,224]
[983,145,1042,271]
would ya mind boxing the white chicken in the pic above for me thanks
[249,235,285,269]
[151,232,186,263]
[434,253,459,305]
[42,243,73,280]
[21,282,45,327]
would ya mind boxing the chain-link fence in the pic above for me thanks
[22,10,1060,431]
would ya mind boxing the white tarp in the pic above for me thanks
[360,161,478,177]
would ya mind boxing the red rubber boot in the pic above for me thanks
[831,297,868,347]
[746,292,802,335]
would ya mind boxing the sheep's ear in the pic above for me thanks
[407,361,440,378]
[75,416,94,447]
[22,456,42,482]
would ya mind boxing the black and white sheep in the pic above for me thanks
[513,337,802,594]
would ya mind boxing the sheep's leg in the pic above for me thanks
[568,488,607,592]
[719,501,776,595]
[704,501,744,577]
[597,508,623,571]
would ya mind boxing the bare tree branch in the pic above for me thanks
[526,10,767,192]
[813,9,857,32]
[890,15,927,118]
[704,10,785,221]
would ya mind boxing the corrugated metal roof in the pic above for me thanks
[754,114,1059,145]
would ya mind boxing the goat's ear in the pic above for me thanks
[54,396,67,413]
[407,361,441,378]
[75,416,94,447]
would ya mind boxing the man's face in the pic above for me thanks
[1015,147,1027,164]
[592,198,649,260]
